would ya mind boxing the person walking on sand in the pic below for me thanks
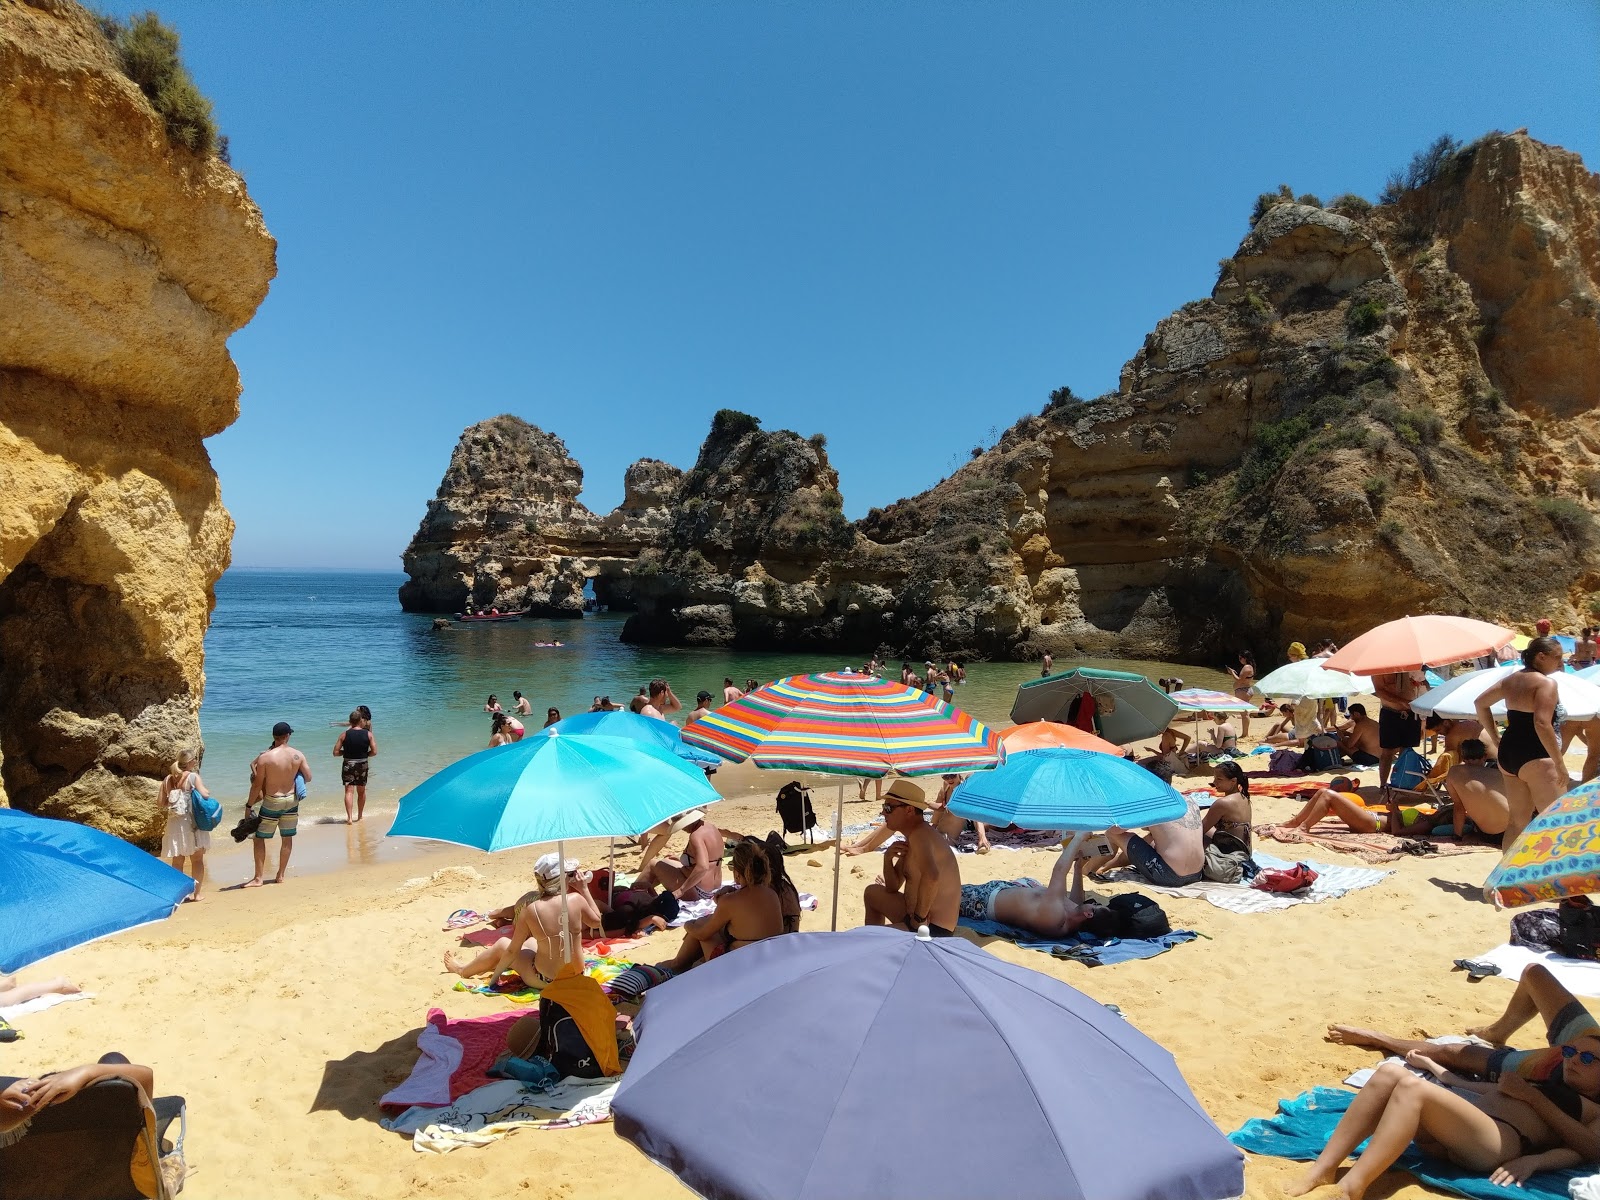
[333,710,376,824]
[245,722,310,887]
[160,750,211,900]
[862,780,962,936]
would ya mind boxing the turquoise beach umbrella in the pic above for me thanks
[946,747,1187,832]
[540,710,722,769]
[386,732,719,853]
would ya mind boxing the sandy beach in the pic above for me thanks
[2,750,1548,1200]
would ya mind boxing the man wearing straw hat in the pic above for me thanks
[862,780,962,937]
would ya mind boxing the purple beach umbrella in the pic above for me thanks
[613,926,1243,1200]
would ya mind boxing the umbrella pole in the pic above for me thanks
[608,837,615,906]
[558,839,573,968]
[830,782,845,932]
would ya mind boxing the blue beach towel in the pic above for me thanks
[1229,1085,1587,1200]
[957,916,1198,966]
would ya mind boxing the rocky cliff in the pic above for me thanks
[403,131,1599,660]
[398,416,683,615]
[0,0,276,842]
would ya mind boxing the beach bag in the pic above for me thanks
[1269,748,1303,775]
[1557,898,1600,961]
[1300,735,1340,772]
[1253,862,1318,893]
[534,999,606,1078]
[1510,908,1564,953]
[1106,893,1170,939]
[1202,830,1256,884]
[1389,747,1431,791]
[189,780,222,832]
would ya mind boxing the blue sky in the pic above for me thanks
[150,1,1600,569]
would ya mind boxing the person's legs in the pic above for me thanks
[1469,963,1582,1046]
[1287,1062,1411,1195]
[666,929,706,971]
[187,849,206,899]
[247,835,268,886]
[863,882,908,927]
[1325,1026,1495,1075]
[1326,793,1382,833]
[648,860,687,894]
[973,821,990,852]
[275,834,294,882]
[343,784,356,824]
[1080,827,1128,877]
[1516,758,1567,836]
[444,937,511,977]
[844,826,895,856]
[1341,1075,1512,1200]
[0,975,80,1005]
[1378,747,1398,790]
[1499,770,1536,850]
[355,784,367,822]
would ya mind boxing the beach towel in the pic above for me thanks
[451,953,638,1002]
[1229,1085,1585,1200]
[384,1076,621,1150]
[1126,852,1390,914]
[665,892,820,926]
[458,925,649,957]
[1261,824,1492,864]
[953,827,1067,854]
[380,1008,523,1111]
[956,915,1198,966]
[0,990,94,1024]
[1471,944,1600,999]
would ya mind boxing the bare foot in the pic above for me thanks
[1465,1023,1511,1046]
[273,874,288,884]
[1339,1178,1368,1200]
[44,977,79,996]
[1284,1166,1337,1196]
[1326,1025,1393,1050]
[644,916,669,933]
[442,950,464,975]
[241,878,264,888]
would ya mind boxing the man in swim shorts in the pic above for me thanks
[1080,791,1205,887]
[1374,670,1427,788]
[1338,703,1383,768]
[862,780,962,936]
[246,721,310,887]
[957,842,1118,939]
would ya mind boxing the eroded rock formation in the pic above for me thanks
[403,131,1600,660]
[0,0,276,842]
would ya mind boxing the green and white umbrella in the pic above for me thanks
[1255,659,1371,700]
[1010,668,1178,746]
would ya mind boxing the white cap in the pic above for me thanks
[534,852,579,883]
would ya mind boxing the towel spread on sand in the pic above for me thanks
[380,1009,524,1111]
[1128,853,1391,913]
[1260,824,1491,864]
[666,892,819,927]
[1229,1085,1585,1200]
[0,991,94,1023]
[1473,944,1600,999]
[451,954,637,1002]
[384,1077,621,1151]
[957,912,1199,966]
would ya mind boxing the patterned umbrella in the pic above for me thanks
[1167,688,1255,713]
[682,672,1003,778]
[683,672,1003,930]
[1486,778,1600,907]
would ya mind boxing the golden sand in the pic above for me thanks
[2,757,1543,1199]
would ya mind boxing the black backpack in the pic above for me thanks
[775,781,817,835]
[1107,893,1171,939]
[534,999,605,1078]
[1558,900,1600,961]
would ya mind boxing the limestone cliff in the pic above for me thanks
[398,416,682,615]
[0,0,276,841]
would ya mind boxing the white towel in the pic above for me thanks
[0,991,94,1023]
[1474,944,1600,998]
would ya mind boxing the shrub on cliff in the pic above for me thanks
[1379,134,1464,205]
[710,409,761,440]
[1537,497,1596,547]
[1329,193,1373,218]
[96,10,219,156]
[1347,298,1388,335]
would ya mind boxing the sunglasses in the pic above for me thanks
[1562,1045,1599,1066]
[881,801,915,814]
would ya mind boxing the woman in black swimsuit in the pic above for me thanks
[1475,636,1567,850]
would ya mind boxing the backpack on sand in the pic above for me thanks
[534,1000,606,1079]
[1106,893,1170,939]
[1299,735,1341,772]
[1202,830,1257,884]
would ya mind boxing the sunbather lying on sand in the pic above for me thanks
[0,975,80,1008]
[1260,778,1442,841]
[957,840,1118,939]
[1303,965,1600,1196]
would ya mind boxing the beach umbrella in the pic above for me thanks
[947,747,1186,834]
[1412,665,1600,722]
[539,709,721,769]
[613,927,1244,1200]
[0,808,195,973]
[1323,615,1514,674]
[1255,660,1371,700]
[1009,667,1180,745]
[997,720,1121,756]
[1577,664,1600,683]
[1485,778,1600,907]
[683,672,1002,929]
[1167,687,1255,713]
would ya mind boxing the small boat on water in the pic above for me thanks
[455,610,526,623]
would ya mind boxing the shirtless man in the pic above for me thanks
[722,677,743,704]
[512,691,532,716]
[245,721,310,887]
[1338,703,1383,768]
[1373,669,1428,788]
[635,810,723,899]
[956,840,1118,938]
[443,854,601,986]
[641,678,681,721]
[1444,739,1512,838]
[1081,791,1205,887]
[1141,726,1192,777]
[862,780,962,936]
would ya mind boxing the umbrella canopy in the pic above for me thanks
[947,747,1187,831]
[1323,615,1514,674]
[539,709,721,768]
[386,732,719,852]
[1486,778,1600,907]
[1009,667,1180,745]
[1412,665,1600,722]
[1167,688,1255,713]
[613,927,1243,1200]
[0,808,195,973]
[1578,664,1600,683]
[997,720,1121,756]
[1255,660,1372,700]
[681,672,1002,777]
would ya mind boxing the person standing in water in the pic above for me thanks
[333,710,376,824]
[513,691,532,716]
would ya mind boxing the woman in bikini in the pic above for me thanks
[1227,651,1257,738]
[1203,761,1253,854]
[1475,636,1567,849]
[659,840,783,972]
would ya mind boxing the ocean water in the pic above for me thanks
[197,569,1233,819]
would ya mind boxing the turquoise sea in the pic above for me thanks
[198,570,1233,820]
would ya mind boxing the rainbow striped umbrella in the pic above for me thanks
[682,672,1004,778]
[1486,777,1600,908]
[1168,688,1255,713]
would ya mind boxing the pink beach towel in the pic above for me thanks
[380,1008,525,1112]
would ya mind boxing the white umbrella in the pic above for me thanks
[1255,659,1371,700]
[1579,665,1600,684]
[1411,666,1600,721]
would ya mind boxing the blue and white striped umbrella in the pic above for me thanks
[946,747,1186,831]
